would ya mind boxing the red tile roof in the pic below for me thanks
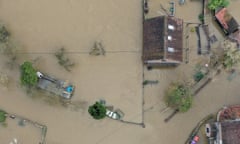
[215,8,229,30]
[221,121,240,144]
[219,105,240,121]
[215,8,239,34]
[217,105,240,144]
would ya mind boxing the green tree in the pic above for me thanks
[223,48,240,70]
[88,102,106,120]
[208,0,229,10]
[20,61,38,86]
[165,83,193,112]
[0,110,6,123]
[222,41,240,70]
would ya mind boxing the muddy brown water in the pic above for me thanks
[0,0,240,144]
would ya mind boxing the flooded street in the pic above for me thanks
[0,0,240,144]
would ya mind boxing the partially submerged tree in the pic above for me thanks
[89,41,105,56]
[194,71,205,82]
[0,110,6,123]
[193,64,208,82]
[0,24,11,54]
[0,24,19,70]
[0,25,10,43]
[55,47,75,72]
[165,83,193,112]
[222,40,240,70]
[208,0,229,10]
[0,72,9,87]
[88,102,106,120]
[20,61,38,86]
[223,47,240,70]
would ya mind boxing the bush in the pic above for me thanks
[0,110,6,123]
[20,61,38,86]
[194,71,204,82]
[165,83,193,112]
[88,102,106,120]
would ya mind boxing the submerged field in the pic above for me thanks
[0,0,240,144]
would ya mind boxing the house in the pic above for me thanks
[142,16,184,67]
[215,8,239,35]
[205,105,240,144]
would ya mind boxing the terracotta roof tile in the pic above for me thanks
[215,8,239,34]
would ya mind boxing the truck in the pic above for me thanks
[36,71,74,99]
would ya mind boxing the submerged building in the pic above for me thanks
[36,71,74,99]
[215,8,240,48]
[215,8,239,36]
[205,105,240,144]
[142,16,184,67]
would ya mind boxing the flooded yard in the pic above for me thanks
[0,116,42,144]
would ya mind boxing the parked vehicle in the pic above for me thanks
[36,71,74,99]
[106,109,121,120]
[169,1,175,17]
[143,0,149,14]
[190,135,199,144]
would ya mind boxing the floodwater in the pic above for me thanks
[0,117,41,144]
[0,0,143,144]
[0,0,240,144]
